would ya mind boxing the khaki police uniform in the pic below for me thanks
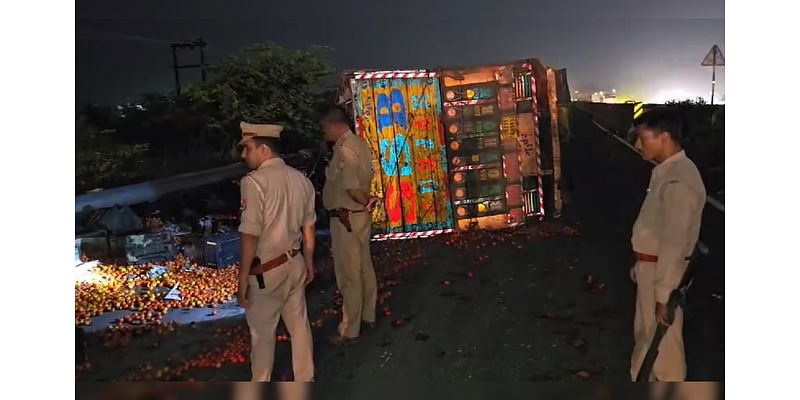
[238,122,316,382]
[322,130,377,339]
[648,382,720,400]
[630,150,706,382]
[233,382,309,400]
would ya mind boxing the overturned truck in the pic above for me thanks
[337,58,570,240]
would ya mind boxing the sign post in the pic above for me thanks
[701,45,725,105]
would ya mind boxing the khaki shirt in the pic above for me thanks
[239,158,316,262]
[322,130,373,210]
[631,150,706,303]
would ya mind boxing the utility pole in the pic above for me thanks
[170,37,208,95]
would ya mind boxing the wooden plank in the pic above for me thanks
[373,78,405,232]
[546,68,564,216]
[389,78,419,229]
[428,80,455,229]
[443,69,496,87]
[353,80,389,233]
[406,78,445,228]
[354,77,454,234]
[516,112,538,177]
[405,79,434,227]
[530,71,546,217]
[455,214,509,231]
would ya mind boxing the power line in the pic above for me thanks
[76,30,175,46]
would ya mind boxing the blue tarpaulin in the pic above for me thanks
[81,299,245,334]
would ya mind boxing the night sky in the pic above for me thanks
[76,0,724,107]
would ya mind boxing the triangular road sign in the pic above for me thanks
[701,45,725,66]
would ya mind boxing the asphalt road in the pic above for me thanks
[76,109,724,396]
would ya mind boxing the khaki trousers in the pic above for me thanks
[648,382,720,400]
[630,260,687,382]
[330,211,377,338]
[245,253,314,381]
[232,382,310,400]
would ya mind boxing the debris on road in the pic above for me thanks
[414,332,431,342]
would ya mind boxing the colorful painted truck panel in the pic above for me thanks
[441,62,545,231]
[349,74,454,237]
[340,60,563,239]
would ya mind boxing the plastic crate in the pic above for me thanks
[204,233,240,268]
[125,233,176,264]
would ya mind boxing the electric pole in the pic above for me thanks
[170,37,209,95]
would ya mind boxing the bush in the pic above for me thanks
[76,43,335,194]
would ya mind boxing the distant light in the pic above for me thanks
[599,91,604,96]
[649,88,695,104]
[612,89,617,93]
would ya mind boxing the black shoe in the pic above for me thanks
[361,321,377,331]
[329,334,359,346]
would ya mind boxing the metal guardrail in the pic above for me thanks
[584,114,722,256]
[75,148,322,213]
[75,163,248,212]
[587,115,724,213]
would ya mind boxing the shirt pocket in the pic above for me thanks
[325,160,340,181]
[328,154,348,180]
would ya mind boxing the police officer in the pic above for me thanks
[237,122,316,381]
[629,108,706,382]
[320,107,378,345]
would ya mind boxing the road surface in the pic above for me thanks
[76,110,724,391]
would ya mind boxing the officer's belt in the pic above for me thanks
[634,252,693,263]
[250,249,301,276]
[329,208,366,233]
[328,208,367,216]
[634,252,659,263]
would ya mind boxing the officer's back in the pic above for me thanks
[243,162,315,260]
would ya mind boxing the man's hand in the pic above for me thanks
[237,290,250,309]
[656,302,671,326]
[304,263,315,286]
[366,197,379,212]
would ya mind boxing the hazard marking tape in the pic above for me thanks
[370,229,455,241]
[354,71,438,80]
[634,102,645,119]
